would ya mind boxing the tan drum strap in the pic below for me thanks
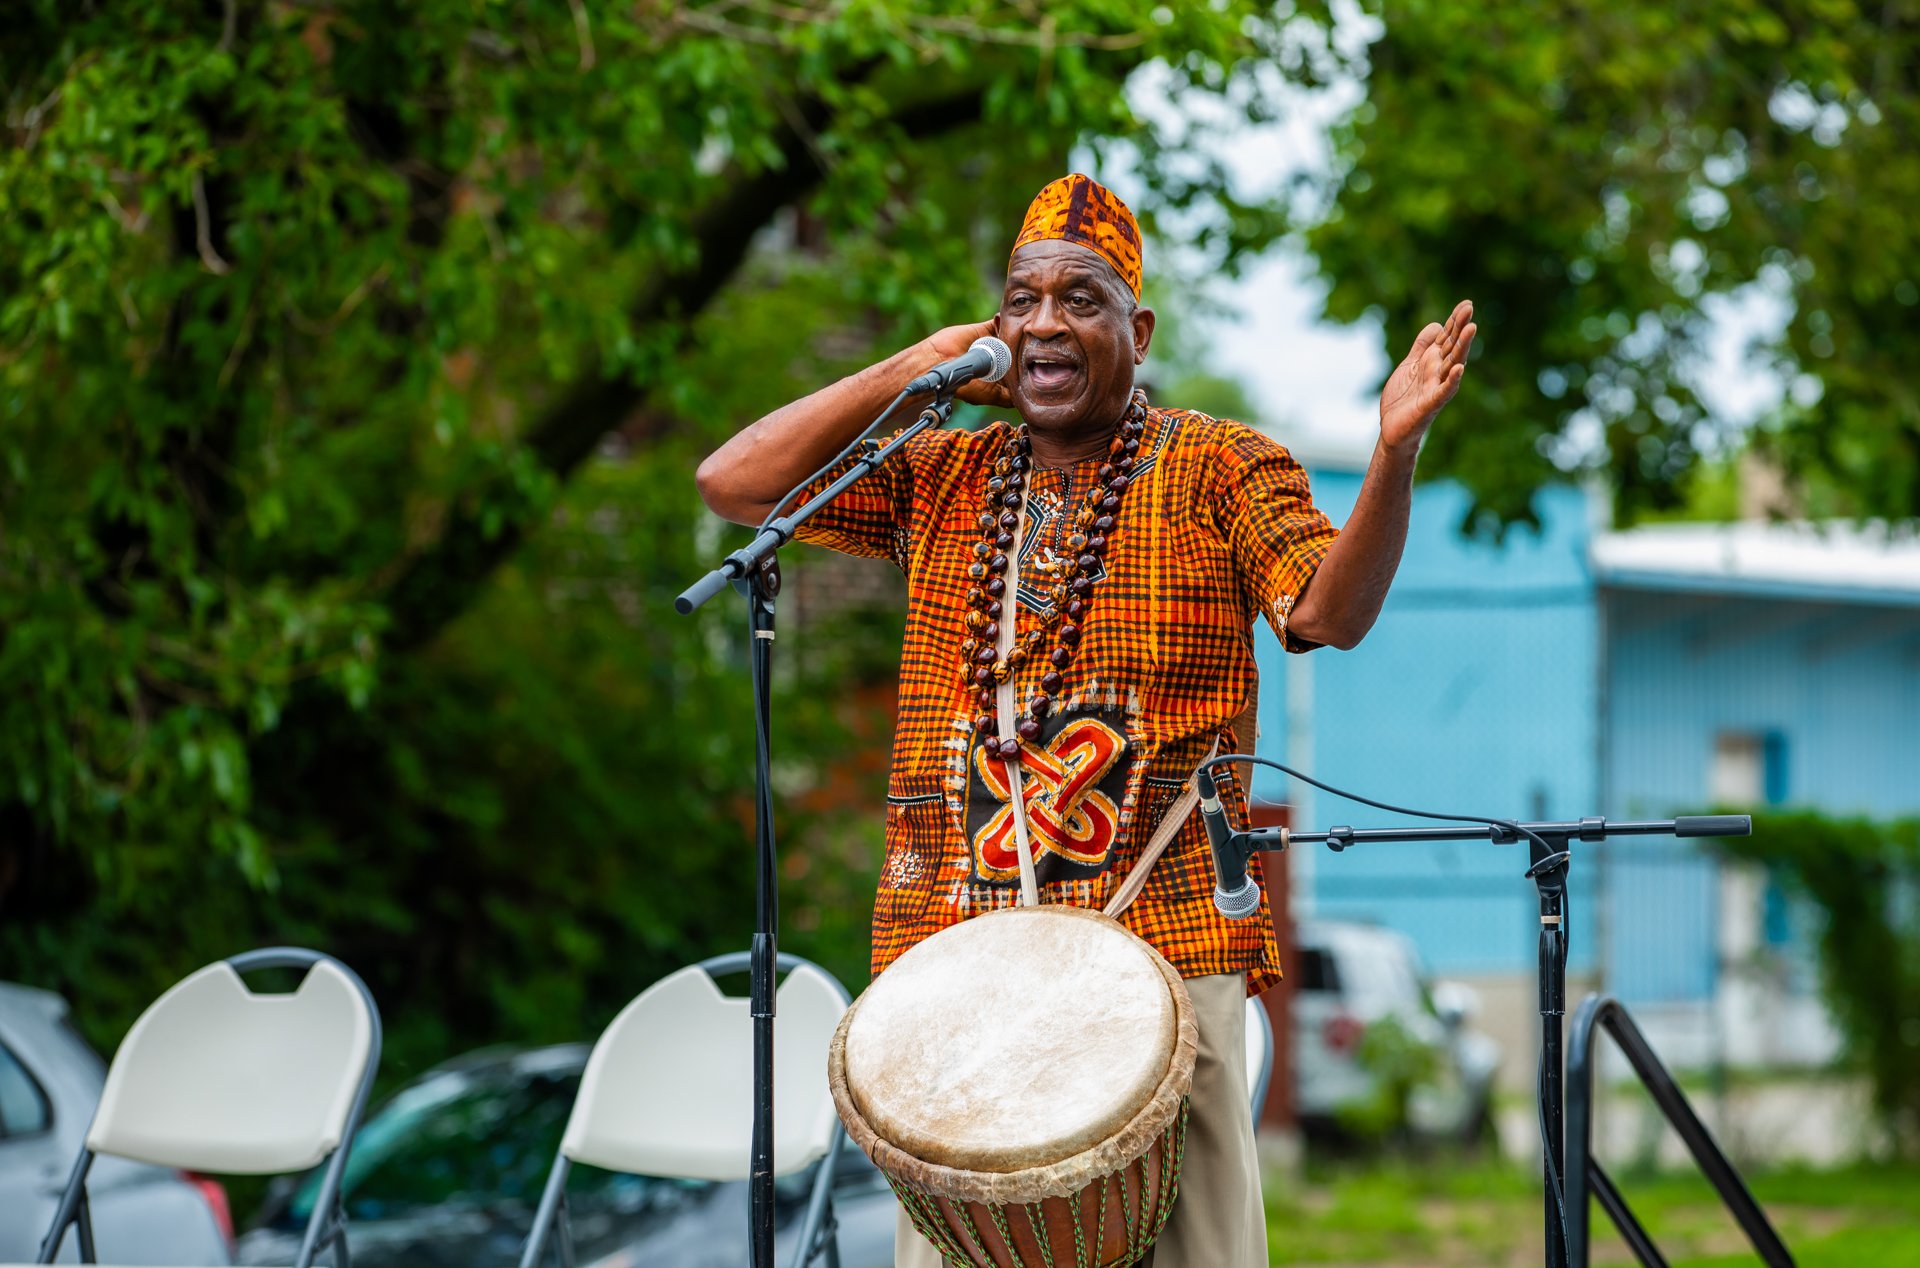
[1102,737,1220,920]
[995,501,1042,907]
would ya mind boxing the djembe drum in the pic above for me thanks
[828,904,1198,1268]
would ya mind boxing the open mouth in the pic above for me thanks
[1022,348,1083,394]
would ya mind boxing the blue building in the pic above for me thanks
[1252,440,1920,1068]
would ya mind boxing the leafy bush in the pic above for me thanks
[3,442,894,1085]
[1724,812,1920,1157]
[1337,1015,1442,1142]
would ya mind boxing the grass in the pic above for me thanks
[1265,1153,1920,1266]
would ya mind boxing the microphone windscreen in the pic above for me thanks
[971,336,1013,383]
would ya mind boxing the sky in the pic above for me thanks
[1204,237,1793,462]
[1108,39,1794,467]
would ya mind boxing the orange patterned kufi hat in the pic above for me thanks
[1010,174,1143,301]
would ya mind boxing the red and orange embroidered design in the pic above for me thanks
[969,714,1129,883]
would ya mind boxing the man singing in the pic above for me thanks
[696,174,1474,1266]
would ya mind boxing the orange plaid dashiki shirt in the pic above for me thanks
[793,402,1339,995]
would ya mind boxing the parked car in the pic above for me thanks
[1293,919,1502,1142]
[0,981,234,1264]
[236,1044,897,1268]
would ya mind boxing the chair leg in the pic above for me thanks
[556,1193,576,1268]
[297,1144,357,1268]
[333,1200,353,1268]
[820,1195,842,1268]
[518,1153,573,1268]
[35,1150,94,1264]
[790,1134,844,1268]
[76,1188,96,1264]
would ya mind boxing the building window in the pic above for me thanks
[1710,732,1763,805]
[1710,730,1788,807]
[1762,731,1790,806]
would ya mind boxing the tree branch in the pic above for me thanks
[381,84,990,651]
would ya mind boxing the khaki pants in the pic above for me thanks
[893,973,1267,1267]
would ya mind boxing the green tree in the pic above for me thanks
[1,2,1335,1065]
[1305,1,1920,528]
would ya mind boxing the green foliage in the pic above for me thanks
[1307,1,1920,528]
[1723,811,1920,1156]
[0,2,1330,1076]
[1334,1014,1442,1141]
[4,439,893,1079]
[1636,456,1746,524]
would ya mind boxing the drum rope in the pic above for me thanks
[1021,1203,1059,1268]
[1094,1173,1111,1265]
[1134,1152,1154,1258]
[1156,1103,1190,1234]
[953,1192,993,1267]
[888,1126,1189,1268]
[986,1204,1029,1267]
[894,1181,983,1267]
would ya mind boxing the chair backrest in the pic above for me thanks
[1245,995,1274,1118]
[87,958,376,1174]
[561,961,848,1181]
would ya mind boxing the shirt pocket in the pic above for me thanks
[1136,778,1211,906]
[877,780,946,928]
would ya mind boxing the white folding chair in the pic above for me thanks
[32,947,381,1268]
[518,951,852,1268]
[1246,995,1275,1124]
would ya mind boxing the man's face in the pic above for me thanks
[998,240,1154,438]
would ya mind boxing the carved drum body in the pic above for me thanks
[829,905,1198,1267]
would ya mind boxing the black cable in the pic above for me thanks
[754,388,914,535]
[1197,751,1574,1265]
[1197,752,1558,861]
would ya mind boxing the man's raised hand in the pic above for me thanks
[922,317,1015,409]
[1378,299,1475,452]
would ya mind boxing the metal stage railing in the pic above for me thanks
[1566,995,1796,1267]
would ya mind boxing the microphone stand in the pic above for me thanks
[677,389,960,1268]
[1207,811,1751,1268]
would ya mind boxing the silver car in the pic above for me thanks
[0,981,234,1263]
[1293,920,1502,1142]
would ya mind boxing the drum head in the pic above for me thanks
[841,906,1179,1173]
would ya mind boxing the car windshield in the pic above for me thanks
[1317,931,1427,1015]
[1296,946,1340,992]
[288,1059,668,1222]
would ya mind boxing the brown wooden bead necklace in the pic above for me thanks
[961,390,1149,762]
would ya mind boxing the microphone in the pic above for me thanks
[1196,768,1261,920]
[903,336,1012,396]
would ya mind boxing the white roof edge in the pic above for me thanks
[1593,520,1920,600]
[1258,423,1376,473]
